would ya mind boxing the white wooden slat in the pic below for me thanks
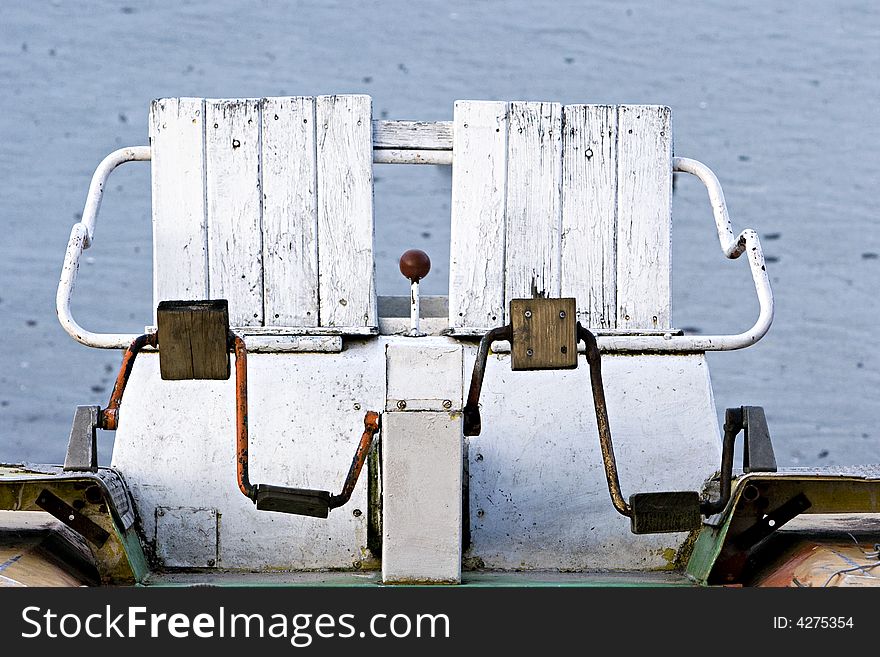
[316,95,377,328]
[616,105,672,330]
[149,98,208,314]
[504,101,563,307]
[205,99,264,327]
[372,120,453,150]
[261,97,319,327]
[561,105,617,328]
[448,101,509,329]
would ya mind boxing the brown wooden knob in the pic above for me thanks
[399,249,431,282]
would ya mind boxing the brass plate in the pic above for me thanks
[510,298,577,371]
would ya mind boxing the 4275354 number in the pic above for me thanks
[773,617,854,629]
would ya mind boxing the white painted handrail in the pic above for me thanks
[57,144,772,352]
[56,147,152,348]
[597,157,773,352]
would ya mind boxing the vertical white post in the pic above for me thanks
[382,341,464,583]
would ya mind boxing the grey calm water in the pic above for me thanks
[0,1,878,466]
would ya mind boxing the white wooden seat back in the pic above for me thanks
[450,102,671,333]
[150,95,376,332]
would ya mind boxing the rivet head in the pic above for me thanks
[397,400,407,410]
[524,310,532,318]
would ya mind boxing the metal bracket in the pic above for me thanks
[742,406,777,473]
[63,405,100,472]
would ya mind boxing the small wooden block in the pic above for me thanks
[510,298,577,371]
[157,300,230,380]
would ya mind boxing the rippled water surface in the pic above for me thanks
[1,0,878,465]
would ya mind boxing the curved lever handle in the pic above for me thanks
[462,324,512,436]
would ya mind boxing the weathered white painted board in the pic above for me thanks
[205,99,264,326]
[561,105,617,328]
[382,411,463,583]
[466,352,721,570]
[372,120,453,150]
[449,101,509,329]
[150,98,208,313]
[112,342,384,570]
[261,97,319,327]
[616,105,672,330]
[316,95,376,328]
[504,102,563,305]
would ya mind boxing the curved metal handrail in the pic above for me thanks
[56,148,772,352]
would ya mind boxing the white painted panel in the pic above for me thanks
[466,352,720,570]
[504,101,563,305]
[155,506,218,568]
[316,95,376,329]
[261,97,319,327]
[616,105,672,329]
[561,105,617,328]
[150,98,208,313]
[386,340,463,412]
[449,101,508,330]
[112,343,383,570]
[206,99,264,326]
[382,411,462,583]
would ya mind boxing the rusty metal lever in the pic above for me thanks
[74,307,380,520]
[233,334,381,518]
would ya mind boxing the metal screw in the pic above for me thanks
[476,509,485,518]
[526,348,534,357]
[559,310,566,318]
[475,453,484,462]
[352,508,363,518]
[68,514,75,521]
[206,559,215,567]
[442,399,452,410]
[353,403,361,410]
[157,509,165,517]
[524,310,532,318]
[397,400,407,410]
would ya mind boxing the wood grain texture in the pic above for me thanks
[261,97,319,327]
[316,95,377,328]
[561,105,617,328]
[510,298,577,370]
[205,99,264,326]
[615,105,672,329]
[448,101,508,329]
[372,120,452,150]
[150,98,208,314]
[504,102,563,308]
[156,300,230,380]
